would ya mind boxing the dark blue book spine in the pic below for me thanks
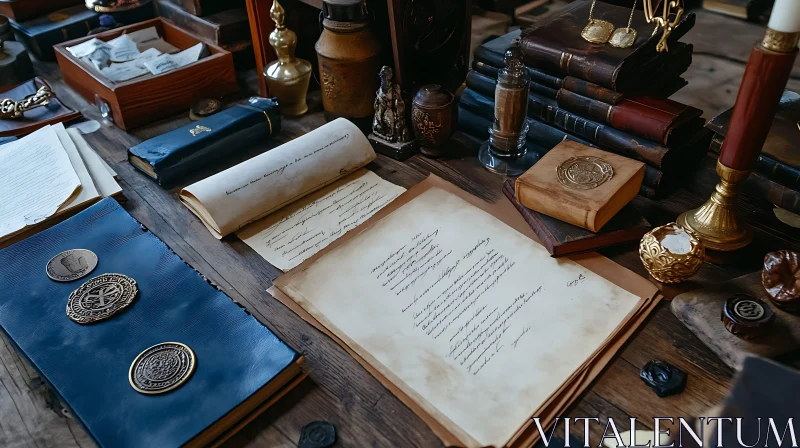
[755,154,800,190]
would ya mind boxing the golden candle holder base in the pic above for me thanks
[676,160,753,252]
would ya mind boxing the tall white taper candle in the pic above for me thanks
[768,0,800,33]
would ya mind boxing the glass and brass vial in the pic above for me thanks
[264,0,312,116]
[478,48,537,176]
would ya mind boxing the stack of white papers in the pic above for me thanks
[0,124,122,243]
[65,27,196,83]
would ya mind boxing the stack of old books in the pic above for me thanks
[707,90,800,219]
[154,0,252,61]
[457,0,711,199]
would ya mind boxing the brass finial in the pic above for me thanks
[270,0,286,30]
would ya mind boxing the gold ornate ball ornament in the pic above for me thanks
[639,223,704,283]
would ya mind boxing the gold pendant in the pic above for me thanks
[581,19,615,44]
[609,27,638,48]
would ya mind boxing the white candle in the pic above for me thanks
[768,0,800,33]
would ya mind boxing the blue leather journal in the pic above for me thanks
[0,198,303,447]
[128,97,281,187]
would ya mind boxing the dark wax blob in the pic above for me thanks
[299,421,336,448]
[640,360,687,397]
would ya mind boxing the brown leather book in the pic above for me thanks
[503,179,650,257]
[0,0,82,21]
[518,0,695,91]
[0,77,80,137]
[556,89,705,145]
[515,140,645,232]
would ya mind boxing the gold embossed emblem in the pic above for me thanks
[129,342,196,394]
[557,156,614,190]
[320,69,340,102]
[411,109,443,142]
[66,273,138,324]
[189,125,211,136]
[581,19,615,44]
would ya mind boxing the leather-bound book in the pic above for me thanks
[702,0,772,21]
[0,77,80,137]
[472,28,692,101]
[0,198,305,447]
[155,0,250,48]
[129,97,280,187]
[10,4,155,60]
[517,0,695,91]
[744,172,800,214]
[556,89,705,145]
[163,0,245,16]
[515,140,645,232]
[503,179,650,256]
[0,0,82,21]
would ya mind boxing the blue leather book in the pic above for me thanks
[129,97,281,187]
[10,4,155,60]
[0,198,304,447]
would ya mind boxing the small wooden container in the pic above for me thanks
[54,18,238,130]
[411,84,456,158]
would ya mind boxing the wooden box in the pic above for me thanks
[54,18,238,130]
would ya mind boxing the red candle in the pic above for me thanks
[719,43,797,170]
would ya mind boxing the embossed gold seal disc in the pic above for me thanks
[129,342,196,395]
[66,273,138,324]
[557,156,614,190]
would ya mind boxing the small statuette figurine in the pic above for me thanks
[639,223,704,284]
[722,294,775,339]
[762,250,800,313]
[264,0,312,117]
[367,66,417,160]
[639,360,687,397]
[478,47,537,175]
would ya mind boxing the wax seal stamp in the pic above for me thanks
[189,98,222,121]
[66,273,138,324]
[129,342,196,394]
[640,360,687,397]
[299,421,336,448]
[46,249,98,282]
[762,250,800,313]
[639,223,704,284]
[557,156,614,190]
[722,294,775,339]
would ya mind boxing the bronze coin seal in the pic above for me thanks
[129,342,196,394]
[46,249,98,282]
[557,156,614,190]
[66,273,138,324]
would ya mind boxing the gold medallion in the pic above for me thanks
[581,19,615,44]
[129,342,196,395]
[609,27,638,48]
[557,156,614,190]
[66,273,138,324]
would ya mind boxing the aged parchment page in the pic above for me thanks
[53,123,100,213]
[237,169,405,271]
[0,126,81,241]
[181,118,376,238]
[67,128,122,198]
[278,187,642,447]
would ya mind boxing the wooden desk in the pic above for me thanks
[2,9,800,448]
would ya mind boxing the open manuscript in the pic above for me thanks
[272,176,660,448]
[180,118,405,270]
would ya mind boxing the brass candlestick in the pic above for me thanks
[676,161,752,251]
[677,26,799,251]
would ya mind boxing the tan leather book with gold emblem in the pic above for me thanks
[515,140,645,232]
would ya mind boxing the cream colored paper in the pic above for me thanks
[181,118,377,239]
[53,123,100,214]
[237,169,405,271]
[0,126,81,241]
[278,187,642,448]
[67,127,122,198]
